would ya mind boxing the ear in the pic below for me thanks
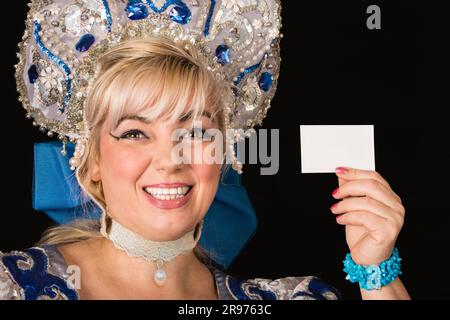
[91,153,101,182]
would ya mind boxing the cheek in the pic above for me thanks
[192,163,221,202]
[99,139,149,183]
[193,163,220,182]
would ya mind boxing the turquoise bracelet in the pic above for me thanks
[343,247,402,290]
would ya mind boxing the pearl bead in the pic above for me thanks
[154,268,167,286]
[69,157,79,167]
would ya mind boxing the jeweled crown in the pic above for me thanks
[15,0,282,173]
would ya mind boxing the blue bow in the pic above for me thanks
[32,141,257,269]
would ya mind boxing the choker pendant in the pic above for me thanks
[154,248,167,286]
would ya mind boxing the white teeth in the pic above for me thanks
[144,186,191,200]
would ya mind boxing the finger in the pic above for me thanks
[338,177,348,188]
[336,210,400,244]
[331,196,403,225]
[332,179,405,214]
[336,210,385,232]
[335,167,392,191]
[335,167,403,205]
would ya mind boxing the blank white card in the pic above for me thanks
[300,125,375,173]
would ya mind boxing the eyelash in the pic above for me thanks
[112,128,215,141]
[185,127,215,140]
[118,129,148,140]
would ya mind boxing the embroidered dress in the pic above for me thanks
[0,245,341,300]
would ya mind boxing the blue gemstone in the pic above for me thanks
[75,34,95,52]
[215,44,230,65]
[28,64,39,84]
[126,1,149,20]
[169,5,191,24]
[259,72,273,92]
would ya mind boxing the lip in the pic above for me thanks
[142,185,194,210]
[143,183,191,188]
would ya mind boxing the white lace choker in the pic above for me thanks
[102,213,202,286]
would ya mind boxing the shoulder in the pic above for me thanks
[219,271,342,300]
[0,246,79,300]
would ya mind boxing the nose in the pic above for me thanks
[152,138,184,173]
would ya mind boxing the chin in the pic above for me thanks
[134,215,196,241]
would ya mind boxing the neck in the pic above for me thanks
[105,218,199,263]
[96,237,211,298]
[97,216,215,298]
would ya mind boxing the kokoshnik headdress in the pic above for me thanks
[16,0,282,272]
[15,0,282,174]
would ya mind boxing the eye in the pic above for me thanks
[120,129,148,140]
[190,127,205,139]
[185,127,216,141]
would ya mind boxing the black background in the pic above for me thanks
[0,1,448,300]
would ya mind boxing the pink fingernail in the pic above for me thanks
[335,167,348,174]
[331,188,339,196]
[330,203,338,211]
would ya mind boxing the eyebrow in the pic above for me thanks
[179,110,213,122]
[117,111,213,126]
[117,115,152,125]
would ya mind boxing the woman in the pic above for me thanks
[1,0,409,300]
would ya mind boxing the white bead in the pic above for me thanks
[69,157,79,167]
[154,268,167,286]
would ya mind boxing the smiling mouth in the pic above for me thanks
[143,186,193,200]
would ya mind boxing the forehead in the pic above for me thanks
[99,61,223,131]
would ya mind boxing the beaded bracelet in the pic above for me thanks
[343,247,402,290]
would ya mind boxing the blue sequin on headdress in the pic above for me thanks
[75,34,96,52]
[216,44,230,65]
[144,0,189,14]
[259,72,273,92]
[126,1,149,20]
[234,62,262,86]
[126,0,192,24]
[102,0,113,32]
[33,21,72,114]
[203,0,216,36]
[168,4,191,24]
[28,64,39,84]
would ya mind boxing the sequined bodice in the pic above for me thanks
[0,245,341,300]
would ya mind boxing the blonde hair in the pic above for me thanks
[38,37,229,265]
